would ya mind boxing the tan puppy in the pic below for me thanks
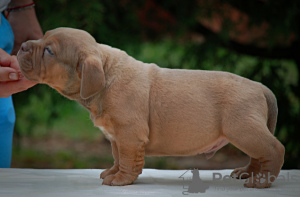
[17,27,284,188]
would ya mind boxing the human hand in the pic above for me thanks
[0,48,36,98]
[7,0,43,55]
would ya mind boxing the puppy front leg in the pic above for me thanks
[100,141,119,179]
[102,137,146,186]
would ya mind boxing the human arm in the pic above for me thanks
[7,0,43,55]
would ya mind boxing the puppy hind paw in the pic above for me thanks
[230,167,251,179]
[244,176,272,188]
[231,163,261,180]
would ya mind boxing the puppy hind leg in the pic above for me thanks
[224,122,284,188]
[231,157,261,179]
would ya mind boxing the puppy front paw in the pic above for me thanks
[102,174,116,185]
[111,171,137,186]
[102,171,137,186]
[100,165,119,179]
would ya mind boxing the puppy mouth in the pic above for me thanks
[17,48,39,82]
[17,50,32,70]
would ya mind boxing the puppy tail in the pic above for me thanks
[262,85,278,135]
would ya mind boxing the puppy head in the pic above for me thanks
[17,27,106,100]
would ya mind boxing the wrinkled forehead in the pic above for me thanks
[43,28,97,49]
[49,28,92,41]
[42,28,99,59]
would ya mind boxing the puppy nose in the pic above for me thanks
[20,43,31,53]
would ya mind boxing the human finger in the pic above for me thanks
[0,67,19,81]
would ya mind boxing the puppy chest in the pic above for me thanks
[98,126,114,141]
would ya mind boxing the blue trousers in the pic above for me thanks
[0,13,15,168]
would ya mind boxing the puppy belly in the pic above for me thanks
[202,138,229,159]
[145,135,228,157]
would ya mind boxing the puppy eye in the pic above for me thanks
[44,47,54,55]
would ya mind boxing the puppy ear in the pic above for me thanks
[80,56,106,99]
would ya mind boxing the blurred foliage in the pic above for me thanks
[12,0,299,169]
[12,147,114,169]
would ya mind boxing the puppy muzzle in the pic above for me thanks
[17,41,40,82]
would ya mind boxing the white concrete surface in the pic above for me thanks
[0,168,299,197]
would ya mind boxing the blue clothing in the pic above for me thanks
[0,13,15,168]
[0,13,14,52]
